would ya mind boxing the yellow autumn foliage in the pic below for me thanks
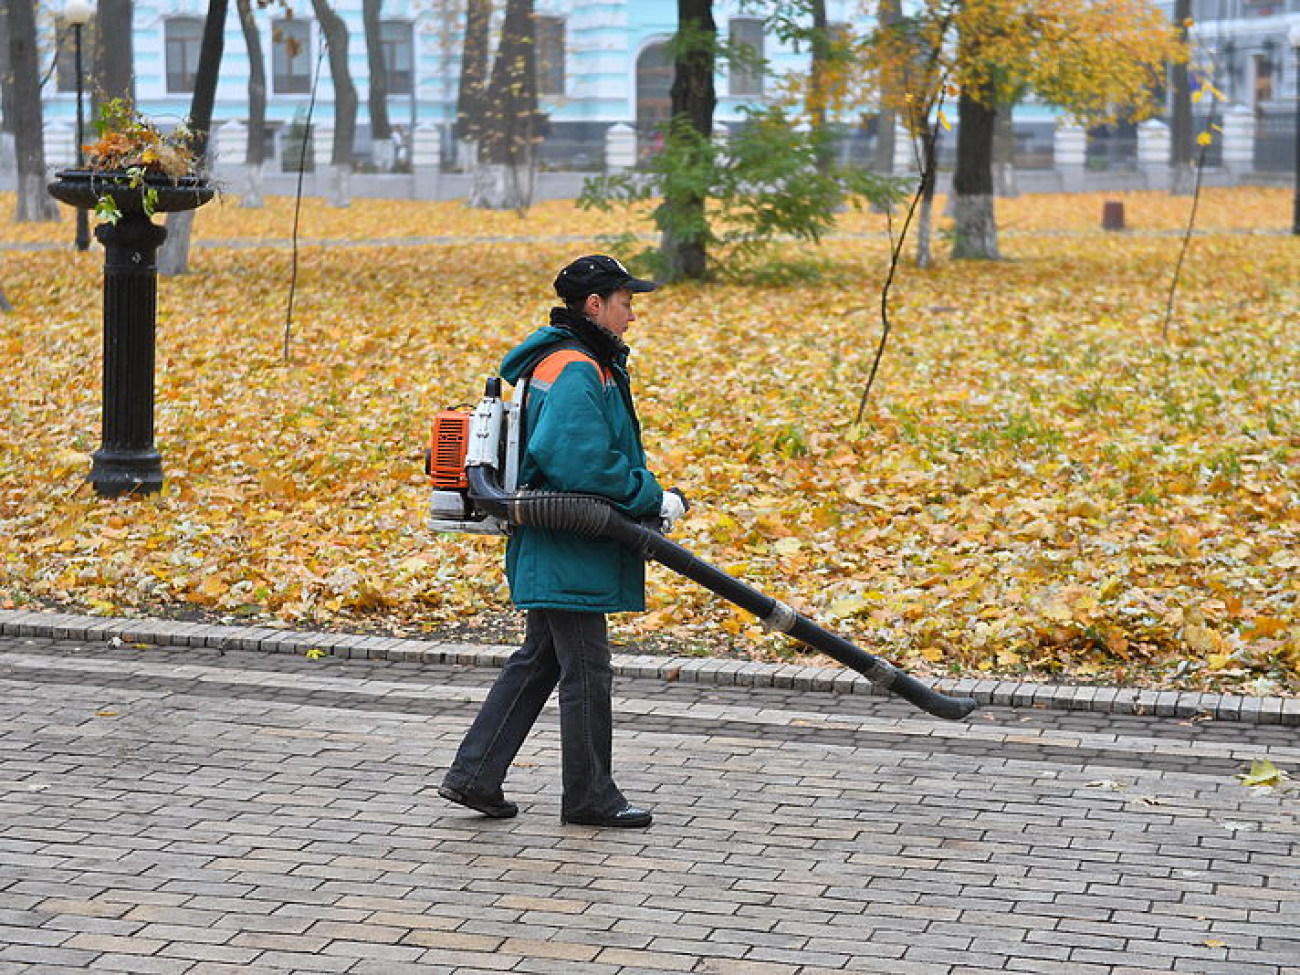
[1,189,1295,694]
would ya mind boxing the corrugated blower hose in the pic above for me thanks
[426,379,978,722]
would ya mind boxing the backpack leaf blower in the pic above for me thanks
[426,379,978,722]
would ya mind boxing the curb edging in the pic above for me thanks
[1,609,1295,726]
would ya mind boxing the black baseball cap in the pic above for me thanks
[553,255,657,301]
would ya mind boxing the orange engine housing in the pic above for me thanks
[428,410,471,490]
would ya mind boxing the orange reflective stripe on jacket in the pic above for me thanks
[529,349,612,389]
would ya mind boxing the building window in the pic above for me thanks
[380,19,413,95]
[536,15,565,96]
[273,18,313,94]
[636,41,673,147]
[165,17,204,93]
[729,17,765,96]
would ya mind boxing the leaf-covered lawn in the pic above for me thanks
[2,189,1296,695]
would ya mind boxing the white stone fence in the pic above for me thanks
[30,109,1265,201]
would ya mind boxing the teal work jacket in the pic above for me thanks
[500,324,664,613]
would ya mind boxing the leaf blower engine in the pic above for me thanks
[425,379,520,535]
[424,379,978,721]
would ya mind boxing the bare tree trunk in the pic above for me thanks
[871,0,903,176]
[992,99,1019,198]
[311,0,357,207]
[0,0,15,138]
[6,0,56,222]
[915,126,940,268]
[951,88,999,261]
[806,0,832,176]
[0,5,16,215]
[0,0,15,232]
[1169,0,1194,195]
[915,195,933,269]
[455,0,491,173]
[363,0,394,171]
[94,0,135,110]
[659,0,716,281]
[237,0,267,207]
[873,112,895,175]
[471,0,539,212]
[160,0,227,276]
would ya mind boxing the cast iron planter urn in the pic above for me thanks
[49,169,214,497]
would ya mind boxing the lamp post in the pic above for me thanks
[1290,23,1300,236]
[65,0,95,252]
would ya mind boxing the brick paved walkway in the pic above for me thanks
[0,629,1296,974]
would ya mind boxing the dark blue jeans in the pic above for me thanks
[442,609,626,819]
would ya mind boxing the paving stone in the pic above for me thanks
[1280,698,1300,727]
[1,625,1298,974]
[237,950,354,972]
[1239,697,1264,722]
[62,933,166,955]
[1217,695,1244,721]
[85,955,197,974]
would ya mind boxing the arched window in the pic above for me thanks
[636,41,673,150]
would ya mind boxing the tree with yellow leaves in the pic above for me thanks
[863,0,1185,261]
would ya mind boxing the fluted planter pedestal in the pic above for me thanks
[48,170,214,497]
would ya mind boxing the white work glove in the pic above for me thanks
[659,488,688,533]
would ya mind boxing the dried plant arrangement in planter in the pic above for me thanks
[76,98,205,222]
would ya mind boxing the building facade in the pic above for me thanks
[39,0,862,172]
[1168,0,1300,171]
[27,0,1300,187]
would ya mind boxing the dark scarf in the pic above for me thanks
[549,306,628,369]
